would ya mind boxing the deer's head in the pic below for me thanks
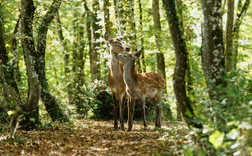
[115,50,142,64]
[105,32,130,54]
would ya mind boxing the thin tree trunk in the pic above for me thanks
[162,0,202,128]
[113,0,127,36]
[11,16,22,83]
[104,0,111,35]
[20,0,41,130]
[36,0,69,122]
[104,0,111,75]
[128,0,141,72]
[83,1,93,81]
[225,0,234,72]
[56,11,72,105]
[232,0,250,69]
[176,0,194,120]
[0,14,22,129]
[152,0,166,92]
[138,0,146,73]
[91,0,101,81]
[201,0,226,131]
[72,7,86,114]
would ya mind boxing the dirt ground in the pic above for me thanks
[0,119,190,155]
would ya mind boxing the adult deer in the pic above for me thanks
[115,50,165,131]
[104,32,130,130]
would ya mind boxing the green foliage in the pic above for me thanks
[209,130,225,149]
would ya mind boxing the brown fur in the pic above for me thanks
[115,50,165,131]
[105,32,129,130]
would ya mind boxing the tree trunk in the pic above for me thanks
[84,1,93,81]
[128,0,141,72]
[72,7,86,114]
[152,0,166,93]
[104,0,111,35]
[176,0,194,120]
[225,0,234,72]
[113,0,127,35]
[232,0,250,69]
[162,0,202,128]
[36,0,69,122]
[91,0,101,81]
[10,17,22,83]
[0,14,22,127]
[20,0,41,130]
[201,0,227,131]
[138,0,146,73]
[56,11,72,106]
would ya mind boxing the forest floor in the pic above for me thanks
[0,119,192,155]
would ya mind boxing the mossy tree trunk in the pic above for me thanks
[20,0,41,130]
[0,14,22,129]
[152,0,166,93]
[36,0,69,122]
[200,0,227,131]
[138,0,146,73]
[162,0,202,128]
[232,0,250,69]
[91,0,101,81]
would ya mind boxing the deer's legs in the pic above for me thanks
[127,97,136,131]
[112,93,118,130]
[155,105,162,128]
[140,97,147,128]
[119,94,126,130]
[150,98,162,128]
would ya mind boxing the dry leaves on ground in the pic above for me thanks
[0,119,190,155]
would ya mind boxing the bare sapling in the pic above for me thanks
[115,50,165,131]
[104,32,130,130]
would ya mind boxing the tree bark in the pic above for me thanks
[20,0,41,130]
[176,0,194,120]
[225,0,234,72]
[138,0,146,73]
[56,11,72,105]
[104,0,111,35]
[0,14,22,126]
[113,0,127,35]
[72,6,86,114]
[84,1,93,81]
[232,0,250,69]
[152,0,166,93]
[128,0,142,72]
[162,0,202,128]
[91,0,101,81]
[36,0,69,122]
[201,0,226,130]
[10,16,22,83]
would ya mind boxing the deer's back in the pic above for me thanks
[133,72,165,97]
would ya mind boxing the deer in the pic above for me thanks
[115,50,165,131]
[104,32,130,130]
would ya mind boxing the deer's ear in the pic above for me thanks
[104,32,111,41]
[132,50,142,59]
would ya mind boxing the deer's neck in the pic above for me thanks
[109,50,122,75]
[123,62,138,92]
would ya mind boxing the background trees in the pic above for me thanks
[0,0,251,154]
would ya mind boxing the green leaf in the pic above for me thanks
[7,110,15,116]
[209,130,224,149]
[185,148,193,156]
[30,118,36,123]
